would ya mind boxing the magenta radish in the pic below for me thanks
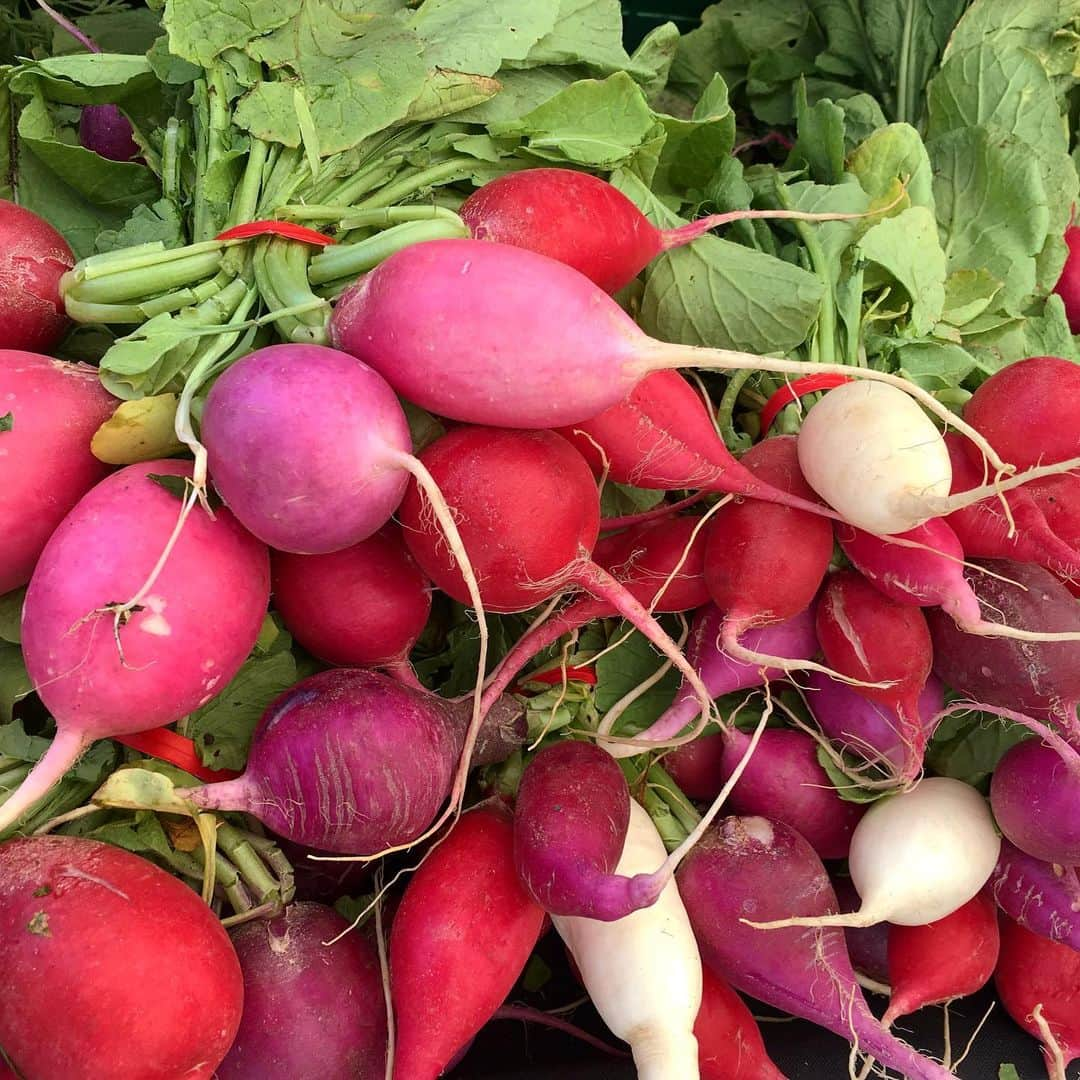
[801,672,944,776]
[557,371,838,518]
[0,201,75,352]
[179,668,525,854]
[327,238,1007,487]
[675,815,957,1080]
[746,778,1001,931]
[995,916,1080,1080]
[0,350,116,594]
[552,799,703,1079]
[882,892,999,1026]
[271,523,431,678]
[220,902,387,1080]
[0,459,269,834]
[990,839,1080,951]
[1054,226,1080,331]
[396,425,715,727]
[459,167,880,295]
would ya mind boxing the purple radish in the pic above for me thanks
[220,902,387,1080]
[990,839,1080,952]
[180,669,526,854]
[675,816,958,1080]
[800,672,944,775]
[833,876,891,986]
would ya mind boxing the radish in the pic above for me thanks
[552,799,703,1080]
[963,356,1080,471]
[180,668,525,855]
[815,570,934,782]
[1027,472,1080,594]
[0,834,243,1079]
[664,733,728,802]
[746,778,1001,930]
[995,916,1080,1080]
[389,800,545,1080]
[695,966,786,1080]
[396,426,715,728]
[271,523,431,681]
[0,201,75,352]
[990,839,1080,951]
[459,167,879,295]
[882,892,999,1026]
[801,672,944,778]
[0,459,270,834]
[557,371,838,518]
[1053,226,1080,332]
[0,350,115,594]
[990,738,1080,864]
[675,815,957,1080]
[220,902,386,1080]
[833,876,892,987]
[328,238,1008,493]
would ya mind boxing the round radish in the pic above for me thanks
[80,104,140,162]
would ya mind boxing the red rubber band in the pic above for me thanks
[759,373,855,434]
[112,728,241,783]
[512,665,598,693]
[215,221,337,246]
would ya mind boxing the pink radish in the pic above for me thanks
[675,815,958,1080]
[1053,226,1080,331]
[990,839,1080,952]
[0,459,269,834]
[0,350,115,594]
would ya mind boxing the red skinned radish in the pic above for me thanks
[990,839,1080,952]
[1054,226,1080,332]
[696,966,786,1080]
[0,835,243,1080]
[220,902,387,1080]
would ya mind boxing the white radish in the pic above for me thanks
[745,777,1001,931]
[553,799,703,1080]
[796,382,1080,535]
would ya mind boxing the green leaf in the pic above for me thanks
[164,0,302,67]
[652,75,735,197]
[0,72,13,204]
[400,69,502,124]
[516,0,629,73]
[625,22,680,101]
[787,80,845,185]
[925,706,1033,792]
[9,54,158,106]
[848,123,936,213]
[930,124,1049,312]
[521,953,553,992]
[96,199,186,254]
[0,589,24,645]
[964,293,1079,375]
[452,65,580,124]
[890,340,977,391]
[0,645,30,724]
[97,312,209,400]
[594,624,680,737]
[50,10,165,58]
[598,482,664,519]
[815,746,889,804]
[639,235,825,354]
[940,269,1003,327]
[0,413,10,435]
[490,71,654,168]
[188,649,299,772]
[836,93,888,150]
[857,206,946,335]
[234,82,301,147]
[999,1066,1021,1080]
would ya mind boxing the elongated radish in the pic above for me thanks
[0,350,115,594]
[397,426,715,729]
[553,799,703,1080]
[460,167,879,295]
[801,672,944,777]
[1027,472,1080,593]
[270,524,431,676]
[557,371,837,518]
[1054,226,1080,332]
[990,839,1080,951]
[180,669,525,854]
[0,460,269,835]
[389,800,545,1080]
[695,966,786,1080]
[815,571,933,782]
[882,893,999,1026]
[995,916,1080,1080]
[746,778,1001,930]
[675,815,957,1080]
[328,238,1008,488]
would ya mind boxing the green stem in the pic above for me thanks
[68,250,224,306]
[0,764,31,792]
[63,297,159,324]
[229,137,269,229]
[647,764,702,834]
[216,823,286,907]
[320,158,403,209]
[75,238,233,282]
[162,117,180,205]
[896,0,917,126]
[354,157,482,210]
[715,368,754,449]
[262,238,330,340]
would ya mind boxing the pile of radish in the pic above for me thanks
[6,2,1080,1078]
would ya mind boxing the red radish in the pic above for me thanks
[990,839,1080,952]
[1053,226,1080,331]
[0,350,115,594]
[801,672,944,777]
[882,892,999,1025]
[675,816,957,1080]
[0,835,243,1079]
[816,571,933,782]
[0,459,270,834]
[460,167,877,295]
[271,524,431,679]
[557,371,838,518]
[397,426,714,725]
[181,668,525,854]
[0,201,74,352]
[664,733,728,802]
[328,238,1007,491]
[1027,471,1080,594]
[995,916,1080,1080]
[964,356,1080,470]
[389,800,545,1080]
[696,966,786,1080]
[220,902,386,1080]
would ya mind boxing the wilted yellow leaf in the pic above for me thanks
[91,394,185,464]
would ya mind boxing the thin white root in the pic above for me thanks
[374,867,395,1080]
[1031,1003,1068,1080]
[952,1000,995,1073]
[854,973,892,997]
[961,621,1080,643]
[723,631,898,692]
